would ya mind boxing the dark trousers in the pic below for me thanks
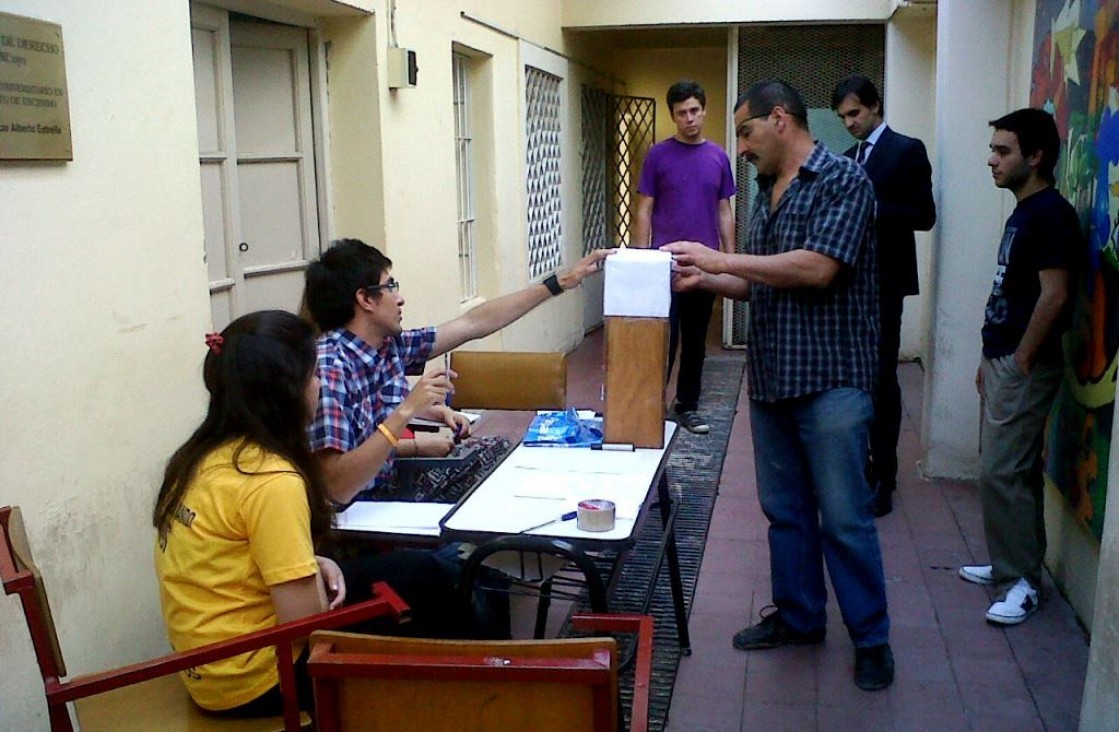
[668,289,716,413]
[869,293,904,490]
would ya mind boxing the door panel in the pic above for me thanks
[192,27,222,153]
[191,6,242,331]
[231,21,320,314]
[199,162,231,283]
[237,161,307,269]
[230,45,300,154]
[190,5,321,326]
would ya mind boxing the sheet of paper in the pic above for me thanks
[335,501,453,536]
[512,472,626,501]
[511,447,646,474]
[603,248,672,317]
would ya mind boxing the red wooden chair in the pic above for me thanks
[0,505,409,732]
[307,612,653,732]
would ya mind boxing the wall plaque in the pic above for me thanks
[0,12,71,161]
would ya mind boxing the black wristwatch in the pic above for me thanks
[543,273,564,296]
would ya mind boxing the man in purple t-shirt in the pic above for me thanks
[634,80,736,434]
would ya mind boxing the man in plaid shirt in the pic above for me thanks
[303,238,610,506]
[664,80,893,692]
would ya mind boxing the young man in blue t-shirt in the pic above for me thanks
[959,108,1083,626]
[633,80,736,434]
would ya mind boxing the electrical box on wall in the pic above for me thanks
[387,47,418,89]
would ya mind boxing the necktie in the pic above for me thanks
[856,142,871,165]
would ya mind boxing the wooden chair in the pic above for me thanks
[447,351,567,411]
[396,350,567,490]
[307,612,653,732]
[0,505,410,732]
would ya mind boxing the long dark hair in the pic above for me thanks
[154,310,332,546]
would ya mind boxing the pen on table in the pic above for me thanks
[521,510,577,533]
[591,442,634,452]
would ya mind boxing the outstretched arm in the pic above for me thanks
[662,241,840,290]
[431,248,613,355]
[672,264,751,300]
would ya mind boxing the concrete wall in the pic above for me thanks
[0,1,211,727]
[921,0,1018,480]
[562,0,897,27]
[885,11,937,361]
[361,0,590,352]
[0,1,593,728]
[1082,412,1119,729]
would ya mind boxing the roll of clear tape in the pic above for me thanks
[577,499,616,532]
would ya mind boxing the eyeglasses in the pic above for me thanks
[365,278,400,294]
[735,111,772,139]
[735,107,807,138]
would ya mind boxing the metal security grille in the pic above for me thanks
[730,24,885,346]
[525,65,564,280]
[611,95,656,248]
[452,53,477,301]
[580,88,656,254]
[581,85,611,255]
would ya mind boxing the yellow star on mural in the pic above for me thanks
[1051,0,1087,85]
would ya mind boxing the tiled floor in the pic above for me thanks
[563,327,1090,732]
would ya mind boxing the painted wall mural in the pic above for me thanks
[1033,0,1119,541]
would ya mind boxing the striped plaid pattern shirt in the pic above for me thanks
[309,327,436,498]
[746,143,879,402]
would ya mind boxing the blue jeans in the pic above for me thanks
[751,389,890,647]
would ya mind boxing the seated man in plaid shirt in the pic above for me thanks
[303,238,610,506]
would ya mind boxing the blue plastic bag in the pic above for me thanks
[522,409,603,448]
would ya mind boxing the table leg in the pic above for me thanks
[654,472,692,654]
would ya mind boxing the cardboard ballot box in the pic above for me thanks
[602,249,672,448]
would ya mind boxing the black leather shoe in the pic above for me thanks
[732,607,826,651]
[854,643,895,690]
[871,482,894,518]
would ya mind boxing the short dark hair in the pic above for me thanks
[303,238,393,332]
[989,108,1060,185]
[735,80,809,130]
[830,74,884,115]
[667,80,706,110]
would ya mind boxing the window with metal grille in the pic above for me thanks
[581,87,656,254]
[581,85,610,255]
[524,65,563,280]
[730,24,885,347]
[611,95,655,248]
[453,52,477,301]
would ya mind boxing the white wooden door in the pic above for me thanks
[191,6,320,329]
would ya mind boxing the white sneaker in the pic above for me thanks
[959,564,995,585]
[985,578,1039,625]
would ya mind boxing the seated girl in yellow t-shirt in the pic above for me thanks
[153,310,469,718]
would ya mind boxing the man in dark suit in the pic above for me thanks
[832,75,936,517]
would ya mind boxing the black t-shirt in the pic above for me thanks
[981,186,1082,361]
